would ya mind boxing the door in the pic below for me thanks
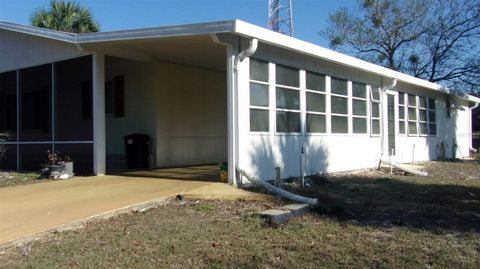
[387,94,396,155]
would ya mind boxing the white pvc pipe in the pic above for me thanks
[237,168,319,206]
[381,159,428,177]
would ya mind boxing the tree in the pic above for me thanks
[321,0,480,95]
[30,0,99,33]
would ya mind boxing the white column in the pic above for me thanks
[92,53,106,175]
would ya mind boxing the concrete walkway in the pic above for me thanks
[0,175,267,246]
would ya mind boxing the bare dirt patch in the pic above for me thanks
[0,161,479,268]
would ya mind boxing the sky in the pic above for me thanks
[0,0,353,48]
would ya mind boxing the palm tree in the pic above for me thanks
[30,0,99,33]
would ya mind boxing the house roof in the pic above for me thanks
[0,19,478,104]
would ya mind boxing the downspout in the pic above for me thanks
[470,101,479,153]
[380,78,397,159]
[232,38,258,185]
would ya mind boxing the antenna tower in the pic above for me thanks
[268,0,293,37]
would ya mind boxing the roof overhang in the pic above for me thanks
[1,19,479,104]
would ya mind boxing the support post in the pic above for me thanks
[92,53,106,175]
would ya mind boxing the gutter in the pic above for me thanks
[230,38,258,185]
[470,101,479,153]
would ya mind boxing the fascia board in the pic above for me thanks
[0,21,75,42]
[75,20,235,43]
[233,20,441,91]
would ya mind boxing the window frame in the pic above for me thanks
[249,58,270,133]
[274,64,301,134]
[398,92,407,136]
[330,76,349,134]
[370,86,382,136]
[305,71,327,134]
[351,82,368,134]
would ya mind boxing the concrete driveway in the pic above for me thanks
[0,172,267,246]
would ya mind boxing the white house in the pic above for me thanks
[0,20,478,185]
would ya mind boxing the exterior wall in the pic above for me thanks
[237,43,473,182]
[0,30,86,73]
[105,57,226,170]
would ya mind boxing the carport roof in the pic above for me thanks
[0,19,478,104]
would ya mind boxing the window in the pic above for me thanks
[330,77,348,133]
[428,98,436,135]
[306,71,326,133]
[370,86,381,135]
[249,59,269,132]
[275,65,300,133]
[418,96,429,135]
[105,75,125,118]
[352,82,367,134]
[407,94,418,135]
[398,92,406,134]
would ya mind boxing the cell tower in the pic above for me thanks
[268,0,293,37]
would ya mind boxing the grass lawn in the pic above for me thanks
[0,161,479,268]
[0,172,39,188]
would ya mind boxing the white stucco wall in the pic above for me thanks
[235,43,473,182]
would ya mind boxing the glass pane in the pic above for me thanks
[398,105,404,119]
[428,98,436,110]
[250,59,268,82]
[408,122,417,135]
[353,118,367,133]
[398,92,405,104]
[55,56,93,141]
[429,111,436,122]
[306,92,325,112]
[331,96,348,114]
[429,123,436,135]
[420,123,428,135]
[408,108,417,120]
[331,77,348,96]
[408,94,416,106]
[19,143,53,171]
[306,114,326,133]
[371,103,380,118]
[250,83,269,107]
[276,65,299,87]
[306,72,325,92]
[54,143,93,175]
[331,115,348,133]
[419,97,427,108]
[419,109,428,122]
[0,71,17,141]
[276,111,300,132]
[372,87,381,101]
[399,120,406,134]
[352,82,366,98]
[372,119,381,134]
[20,64,52,142]
[250,109,269,132]
[0,144,17,170]
[353,99,367,116]
[276,87,299,110]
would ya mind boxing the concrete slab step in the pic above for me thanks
[260,209,293,226]
[260,204,311,225]
[281,203,311,217]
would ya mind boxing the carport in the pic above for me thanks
[79,33,229,175]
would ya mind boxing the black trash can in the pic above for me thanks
[123,134,150,169]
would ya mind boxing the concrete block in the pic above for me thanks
[281,204,311,217]
[260,209,293,225]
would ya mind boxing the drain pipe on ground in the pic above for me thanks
[237,168,319,206]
